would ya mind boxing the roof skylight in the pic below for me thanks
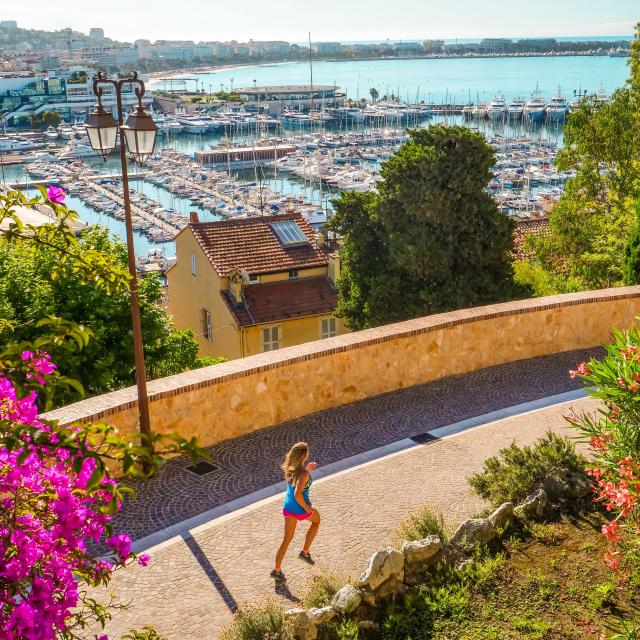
[270,220,309,247]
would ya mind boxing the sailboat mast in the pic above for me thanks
[309,32,314,115]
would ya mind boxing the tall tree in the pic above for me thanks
[0,224,222,406]
[328,126,522,330]
[521,23,640,292]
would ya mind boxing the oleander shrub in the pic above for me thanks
[303,571,348,609]
[468,430,586,507]
[396,504,447,542]
[220,600,293,640]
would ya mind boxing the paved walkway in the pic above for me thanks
[112,348,600,545]
[88,389,600,639]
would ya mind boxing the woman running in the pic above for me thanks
[271,441,321,582]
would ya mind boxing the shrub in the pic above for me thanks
[396,504,447,541]
[468,430,586,507]
[303,571,347,609]
[220,601,292,640]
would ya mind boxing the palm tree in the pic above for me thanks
[369,87,379,103]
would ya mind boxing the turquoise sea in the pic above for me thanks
[151,55,631,103]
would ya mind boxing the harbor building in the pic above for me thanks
[0,67,152,124]
[167,212,347,360]
[234,84,342,116]
[194,144,297,169]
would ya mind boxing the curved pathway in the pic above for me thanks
[86,348,602,639]
[113,348,600,544]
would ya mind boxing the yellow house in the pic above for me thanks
[167,212,348,360]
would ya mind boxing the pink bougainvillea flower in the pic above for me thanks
[105,533,132,562]
[46,184,65,204]
[137,553,151,567]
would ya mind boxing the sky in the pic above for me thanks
[3,0,638,43]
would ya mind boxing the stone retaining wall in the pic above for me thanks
[44,287,640,445]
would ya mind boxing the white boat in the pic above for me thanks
[57,143,99,159]
[45,126,59,140]
[487,95,506,121]
[0,136,35,152]
[506,97,525,121]
[546,87,569,123]
[178,117,209,134]
[524,86,546,124]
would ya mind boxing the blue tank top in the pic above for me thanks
[282,474,312,514]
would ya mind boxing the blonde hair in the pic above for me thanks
[282,442,309,484]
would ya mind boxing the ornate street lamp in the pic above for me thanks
[85,71,158,437]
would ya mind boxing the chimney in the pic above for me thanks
[189,212,199,224]
[315,232,326,247]
[328,251,341,285]
[229,270,243,304]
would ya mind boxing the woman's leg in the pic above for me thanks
[275,517,298,571]
[303,509,321,553]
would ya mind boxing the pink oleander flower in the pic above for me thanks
[137,553,151,567]
[46,184,65,204]
[569,362,590,378]
[604,550,620,570]
[601,520,622,544]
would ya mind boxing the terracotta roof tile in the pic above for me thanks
[513,216,550,260]
[189,213,329,277]
[222,277,337,327]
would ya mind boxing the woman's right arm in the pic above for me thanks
[294,472,312,512]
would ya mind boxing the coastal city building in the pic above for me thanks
[234,84,342,115]
[167,212,346,360]
[0,66,152,124]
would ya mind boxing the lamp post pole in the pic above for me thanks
[89,73,152,437]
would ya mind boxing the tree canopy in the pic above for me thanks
[0,200,222,407]
[518,22,640,293]
[327,126,523,330]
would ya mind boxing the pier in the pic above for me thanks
[8,172,151,190]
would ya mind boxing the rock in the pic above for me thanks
[514,489,547,519]
[358,547,404,591]
[434,542,469,570]
[402,535,443,584]
[543,469,590,501]
[332,584,362,614]
[284,609,317,640]
[449,518,496,550]
[307,606,335,625]
[487,502,514,530]
[402,535,443,566]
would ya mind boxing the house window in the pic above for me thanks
[288,269,299,279]
[321,317,337,339]
[262,326,280,352]
[191,252,196,276]
[201,308,212,341]
[249,273,259,283]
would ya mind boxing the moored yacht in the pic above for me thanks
[524,85,546,124]
[507,97,525,121]
[487,94,506,121]
[546,87,569,123]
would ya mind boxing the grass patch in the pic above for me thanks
[220,600,292,640]
[396,504,447,542]
[302,571,348,609]
[468,430,586,507]
[377,511,640,640]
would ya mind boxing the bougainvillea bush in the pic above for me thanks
[0,188,206,639]
[568,327,640,574]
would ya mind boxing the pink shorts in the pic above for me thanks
[282,508,313,521]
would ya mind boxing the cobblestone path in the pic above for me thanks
[114,348,600,543]
[90,378,600,639]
